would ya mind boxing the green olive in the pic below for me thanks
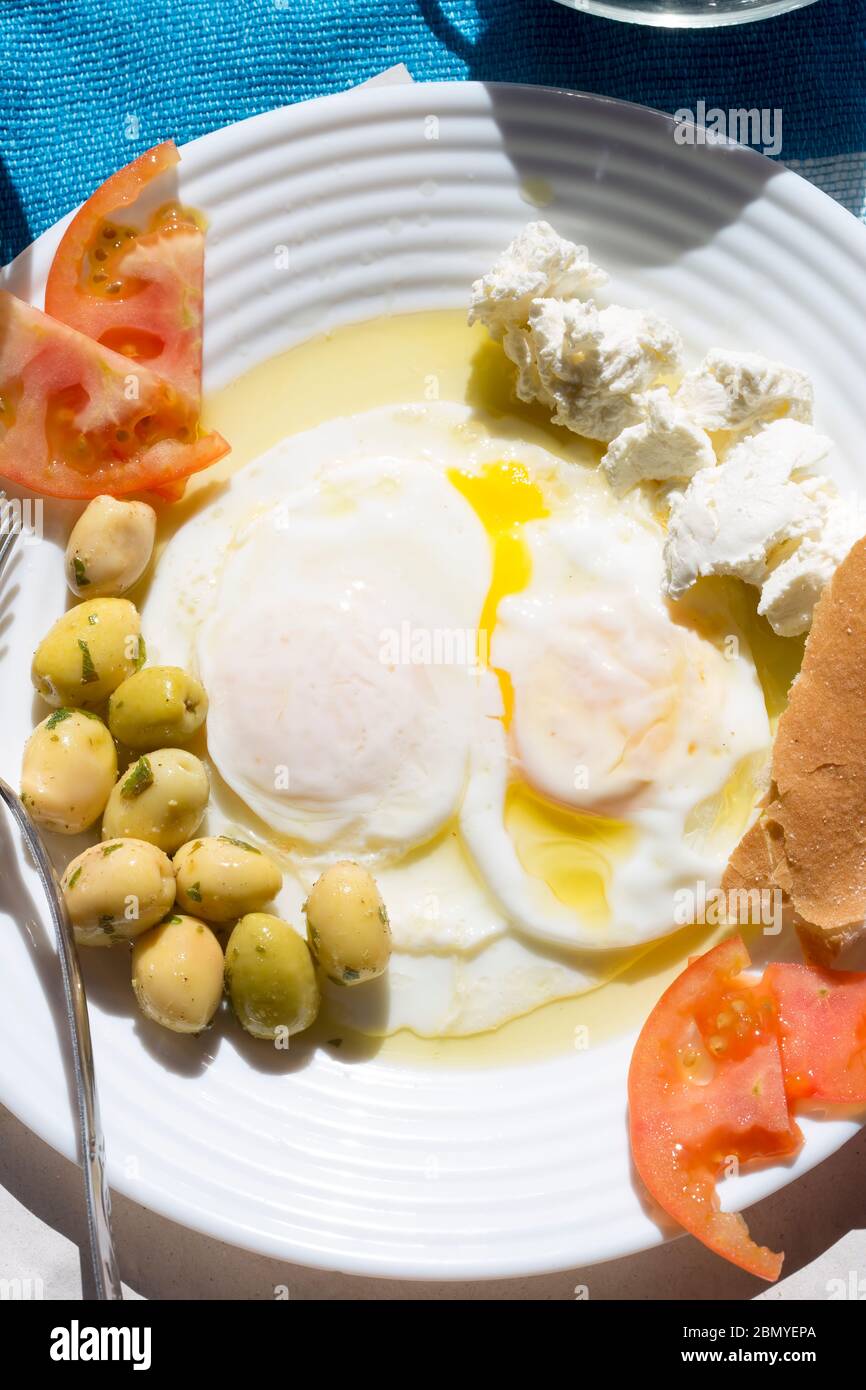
[108,665,208,750]
[31,597,143,709]
[174,835,281,922]
[225,913,320,1040]
[66,495,156,599]
[132,914,224,1033]
[304,860,391,986]
[62,838,176,947]
[21,708,117,833]
[102,748,209,853]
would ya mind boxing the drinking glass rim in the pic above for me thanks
[550,0,821,29]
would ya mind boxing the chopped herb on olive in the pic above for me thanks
[78,638,99,683]
[121,755,154,798]
[219,835,260,854]
[45,708,73,730]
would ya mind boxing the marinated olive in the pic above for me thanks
[31,597,143,708]
[21,708,116,833]
[62,838,176,947]
[102,748,209,853]
[66,495,156,599]
[174,835,281,922]
[108,665,208,750]
[225,913,319,1040]
[304,860,391,986]
[131,914,224,1033]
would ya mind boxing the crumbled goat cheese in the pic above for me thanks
[469,222,681,442]
[468,221,607,341]
[758,496,866,637]
[674,349,813,434]
[663,420,832,599]
[509,299,683,443]
[600,388,715,494]
[470,225,855,637]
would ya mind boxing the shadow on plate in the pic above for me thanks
[0,812,81,1127]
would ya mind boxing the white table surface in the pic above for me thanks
[2,1102,863,1300]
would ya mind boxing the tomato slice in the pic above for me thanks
[0,290,228,499]
[628,936,801,1281]
[148,477,188,503]
[44,141,205,408]
[763,962,866,1105]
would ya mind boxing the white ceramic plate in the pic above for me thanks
[1,83,864,1280]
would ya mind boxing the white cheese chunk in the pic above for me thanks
[758,496,866,636]
[509,299,682,443]
[468,221,607,341]
[663,420,832,599]
[675,349,813,434]
[600,388,715,494]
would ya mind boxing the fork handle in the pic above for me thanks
[0,780,123,1300]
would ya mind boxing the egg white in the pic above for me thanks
[196,450,493,857]
[462,477,771,951]
[145,401,772,1035]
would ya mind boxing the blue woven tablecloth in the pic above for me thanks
[1,0,864,262]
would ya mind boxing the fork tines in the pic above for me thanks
[0,490,20,580]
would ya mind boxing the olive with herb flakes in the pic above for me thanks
[225,912,319,1039]
[174,835,281,922]
[21,707,116,833]
[31,597,143,708]
[132,914,224,1033]
[108,665,208,750]
[102,748,209,853]
[65,495,156,599]
[304,860,391,987]
[61,838,176,947]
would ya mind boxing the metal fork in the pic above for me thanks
[0,491,18,577]
[0,496,122,1300]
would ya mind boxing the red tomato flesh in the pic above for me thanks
[0,289,228,498]
[628,936,801,1282]
[763,962,866,1105]
[44,142,206,407]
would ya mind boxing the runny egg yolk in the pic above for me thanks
[447,460,548,724]
[449,460,639,927]
[505,782,636,926]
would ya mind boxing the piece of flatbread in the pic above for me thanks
[722,818,775,897]
[723,535,866,962]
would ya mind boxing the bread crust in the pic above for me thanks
[723,537,866,962]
